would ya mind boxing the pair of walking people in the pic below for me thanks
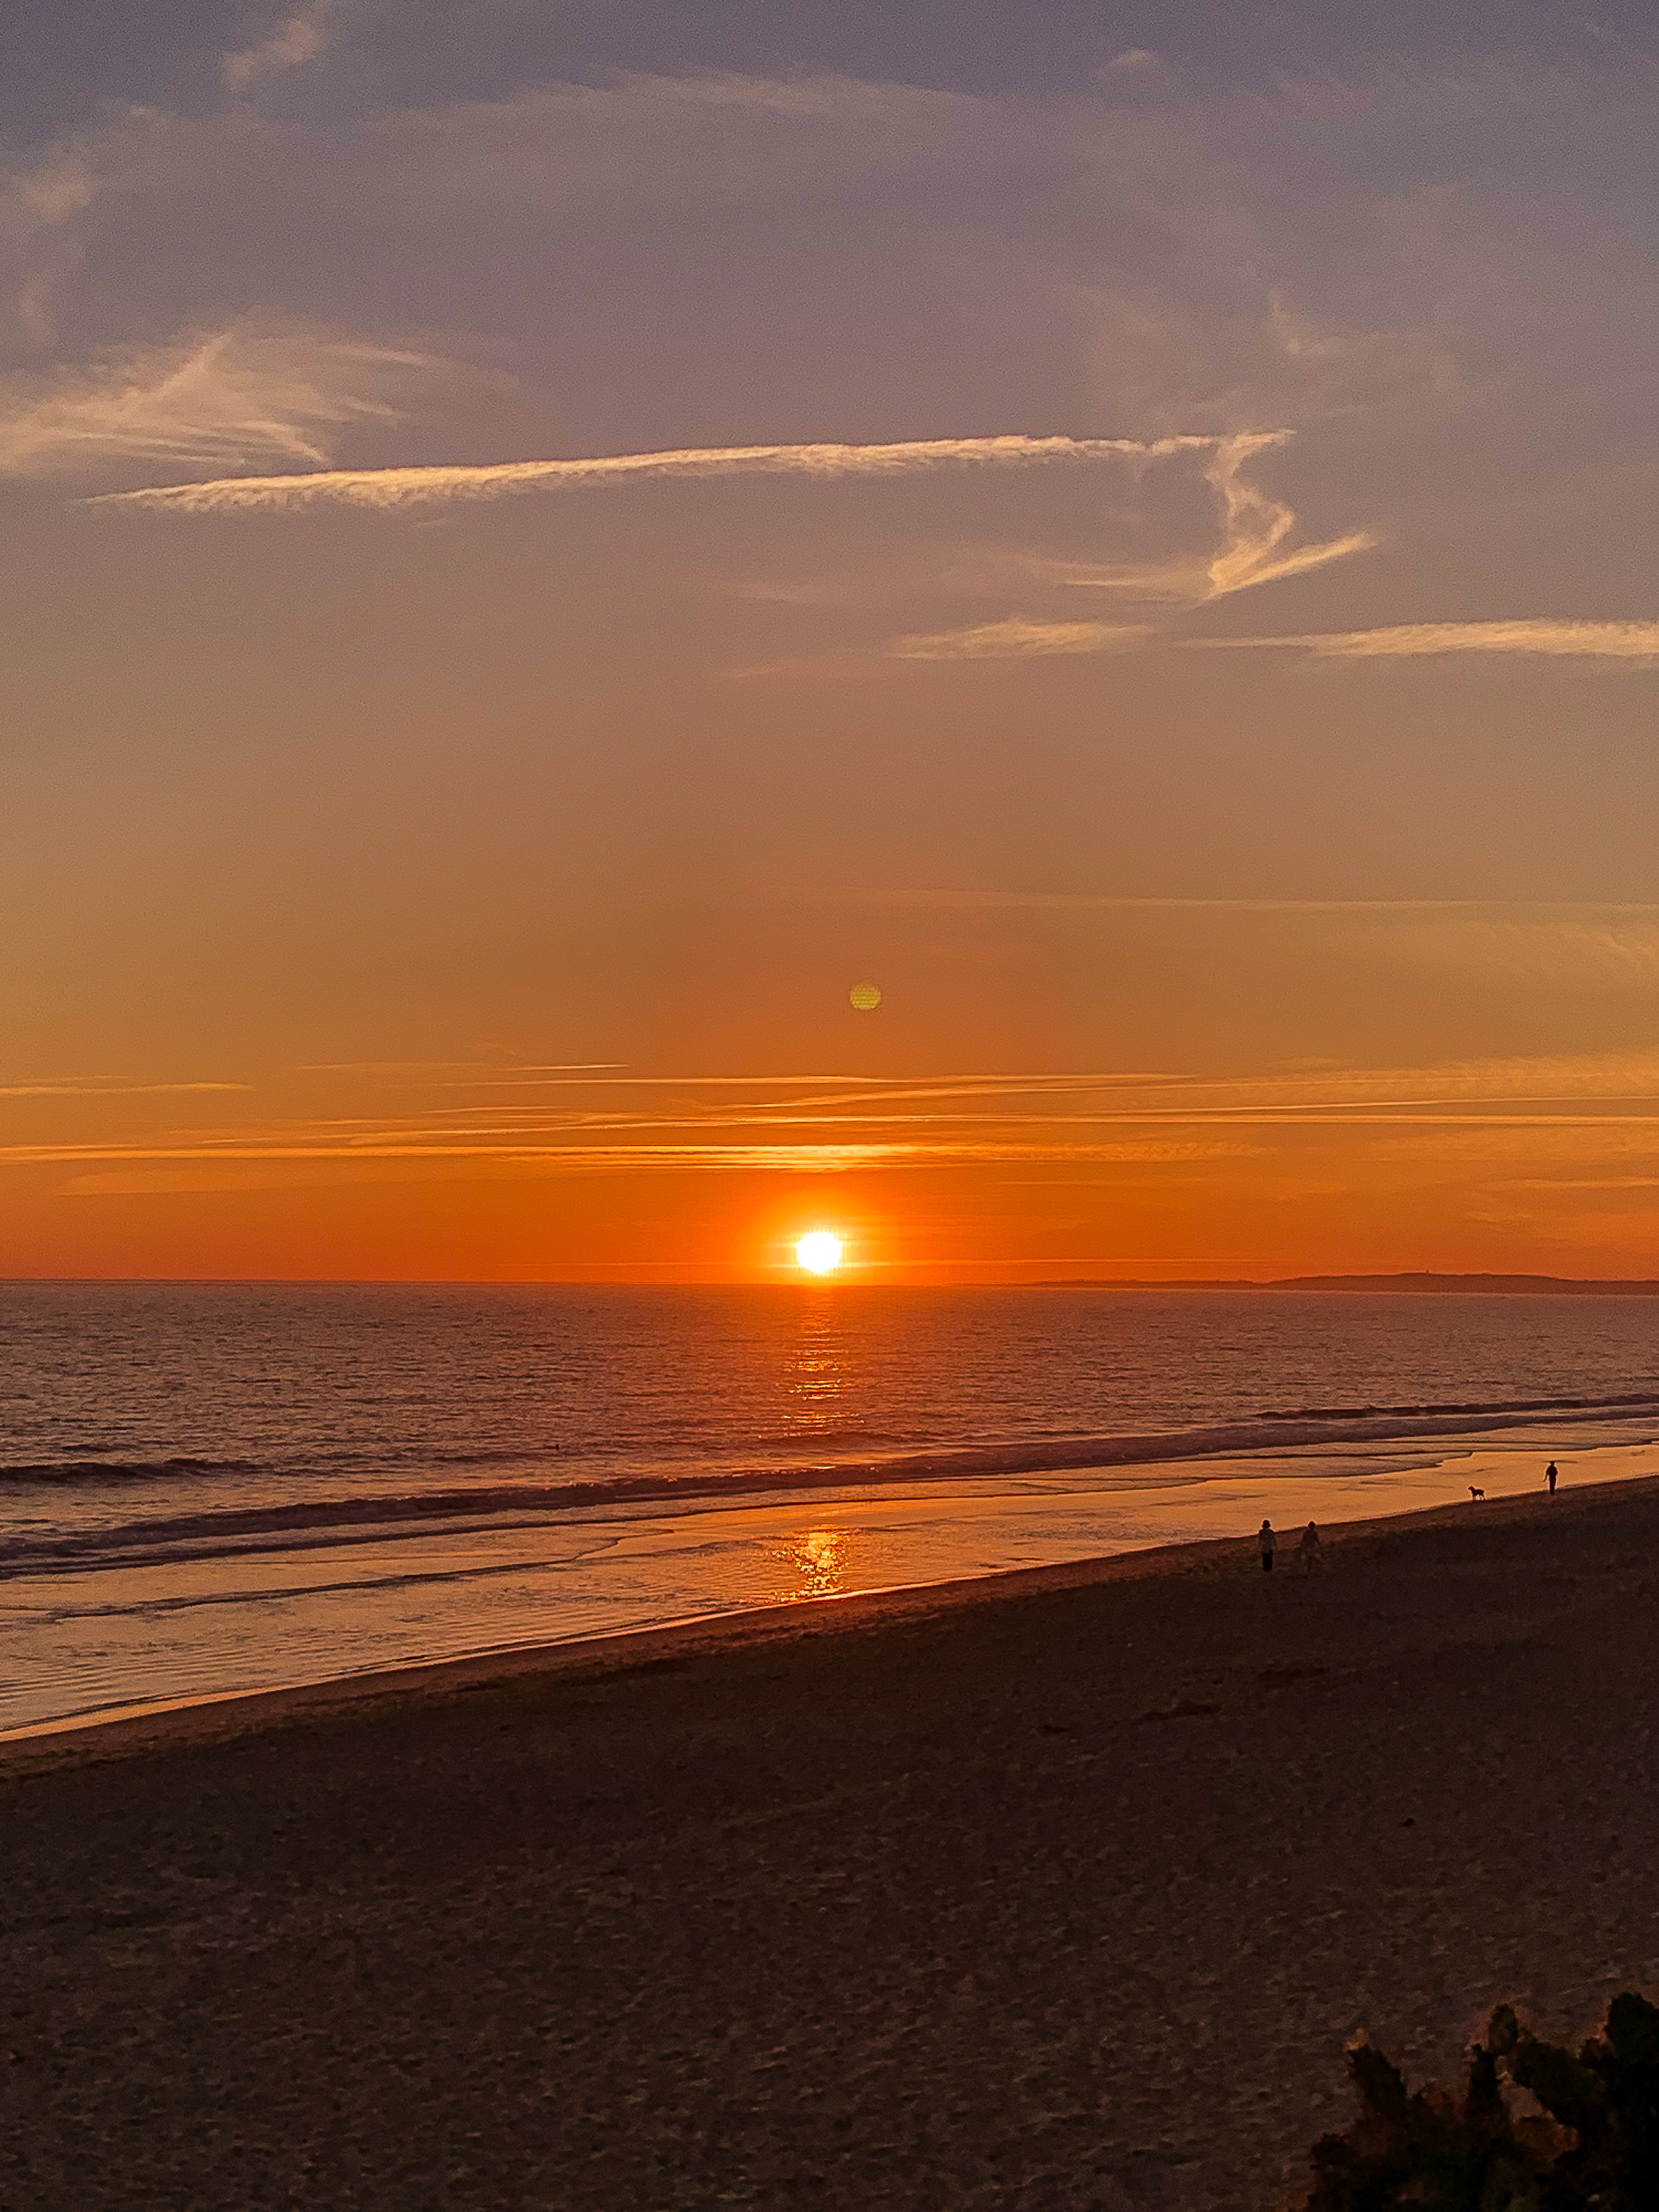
[1258,1518,1319,1573]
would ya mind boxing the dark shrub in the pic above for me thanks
[1297,1991,1659,2210]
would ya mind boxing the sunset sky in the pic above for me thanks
[9,1,1659,1280]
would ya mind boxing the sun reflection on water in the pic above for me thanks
[784,1303,852,1437]
[774,1527,851,1603]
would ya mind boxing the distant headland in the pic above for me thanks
[1042,1272,1659,1294]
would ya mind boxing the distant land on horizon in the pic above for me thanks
[1041,1272,1659,1295]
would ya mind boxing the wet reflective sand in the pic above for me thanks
[5,1424,1654,1735]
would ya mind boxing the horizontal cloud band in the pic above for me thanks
[892,616,1153,660]
[91,431,1224,515]
[1204,619,1659,664]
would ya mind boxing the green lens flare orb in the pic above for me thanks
[849,983,882,1011]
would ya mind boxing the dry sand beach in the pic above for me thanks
[4,1478,1658,2211]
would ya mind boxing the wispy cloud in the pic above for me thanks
[1023,554,1202,603]
[835,890,1659,919]
[1500,1178,1659,1192]
[45,1136,1249,1183]
[836,890,1659,996]
[93,432,1197,515]
[19,1054,1659,1192]
[302,1059,624,1077]
[891,616,1152,660]
[1201,433,1376,599]
[1370,916,1659,990]
[1,325,435,480]
[0,1078,246,1100]
[621,71,977,122]
[93,425,1375,638]
[937,431,1375,623]
[1202,620,1659,664]
[1,147,99,347]
[223,1,340,92]
[835,890,1584,913]
[6,155,97,232]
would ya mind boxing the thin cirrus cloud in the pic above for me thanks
[3,149,99,348]
[1200,435,1376,601]
[22,1054,1659,1192]
[86,419,1376,646]
[93,431,1208,513]
[0,327,435,478]
[49,1141,1245,1195]
[222,2,341,92]
[841,890,1659,994]
[87,426,1370,609]
[882,434,1375,657]
[1201,620,1659,665]
[891,617,1152,660]
[0,1078,247,1099]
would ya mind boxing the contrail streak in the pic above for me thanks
[1198,619,1659,663]
[92,432,1215,515]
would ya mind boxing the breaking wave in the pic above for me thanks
[4,1385,1658,1576]
[0,1456,261,1484]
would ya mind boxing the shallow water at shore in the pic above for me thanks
[4,1420,1655,1736]
[5,1282,1659,1730]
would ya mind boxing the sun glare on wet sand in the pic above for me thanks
[795,1231,844,1275]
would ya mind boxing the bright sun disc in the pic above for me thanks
[795,1231,843,1275]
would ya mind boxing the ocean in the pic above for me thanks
[5,1282,1659,1734]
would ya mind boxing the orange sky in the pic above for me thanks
[7,2,1659,1280]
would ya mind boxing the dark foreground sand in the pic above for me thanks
[4,1480,1658,2211]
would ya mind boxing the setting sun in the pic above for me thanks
[795,1231,844,1275]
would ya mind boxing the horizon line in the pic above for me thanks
[6,1269,1659,1291]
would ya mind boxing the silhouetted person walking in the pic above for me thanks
[1259,1518,1276,1573]
[1298,1520,1321,1574]
[1547,1460,1558,1496]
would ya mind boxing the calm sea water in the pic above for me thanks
[4,1284,1659,1731]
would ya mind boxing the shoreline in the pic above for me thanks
[7,1459,1658,2208]
[5,1467,1648,1777]
[12,1387,1658,1552]
[7,1418,1653,1745]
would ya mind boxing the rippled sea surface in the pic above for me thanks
[5,1284,1659,1729]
